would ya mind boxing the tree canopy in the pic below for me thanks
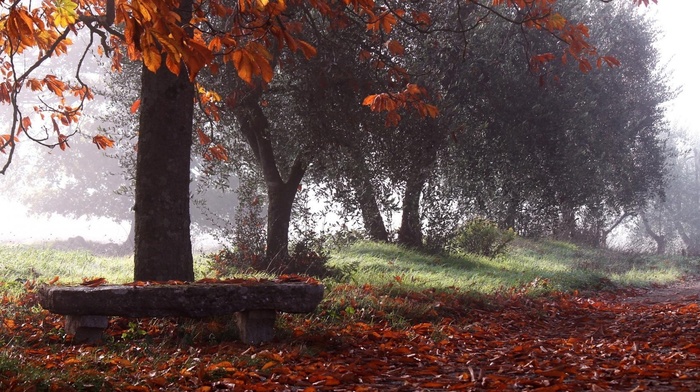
[0,0,661,279]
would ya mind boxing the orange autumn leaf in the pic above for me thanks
[80,277,107,287]
[57,133,70,151]
[3,319,17,330]
[43,75,66,97]
[93,135,115,150]
[207,144,228,161]
[232,49,254,84]
[0,134,19,145]
[130,99,141,114]
[386,40,405,56]
[21,116,31,129]
[197,128,212,145]
[297,40,317,60]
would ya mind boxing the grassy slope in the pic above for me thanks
[1,238,697,292]
[328,238,699,295]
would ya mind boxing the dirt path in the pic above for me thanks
[623,277,700,304]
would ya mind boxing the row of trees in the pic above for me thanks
[170,0,669,256]
[1,0,668,280]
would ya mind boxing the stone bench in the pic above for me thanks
[38,281,324,345]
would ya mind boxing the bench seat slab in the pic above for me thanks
[38,282,324,317]
[38,282,324,345]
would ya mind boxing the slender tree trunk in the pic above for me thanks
[348,149,388,242]
[501,193,519,231]
[133,0,195,281]
[397,123,438,248]
[358,182,389,242]
[599,211,631,249]
[233,88,306,271]
[556,201,577,241]
[641,212,666,254]
[398,173,427,248]
[674,219,700,256]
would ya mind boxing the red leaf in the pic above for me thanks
[80,277,107,287]
[197,128,212,145]
[130,99,141,114]
[57,133,70,151]
[93,135,115,150]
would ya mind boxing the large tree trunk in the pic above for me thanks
[265,181,299,265]
[233,88,306,271]
[133,10,195,281]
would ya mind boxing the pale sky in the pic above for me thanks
[652,0,700,135]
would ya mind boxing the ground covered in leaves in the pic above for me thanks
[1,279,699,391]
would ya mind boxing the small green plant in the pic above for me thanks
[450,219,516,258]
[121,322,147,340]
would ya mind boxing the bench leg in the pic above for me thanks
[65,315,109,344]
[235,310,276,344]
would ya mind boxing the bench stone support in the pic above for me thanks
[236,310,277,344]
[65,315,109,344]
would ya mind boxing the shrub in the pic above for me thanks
[450,219,516,257]
[284,230,335,278]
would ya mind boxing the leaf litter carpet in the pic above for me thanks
[1,279,699,391]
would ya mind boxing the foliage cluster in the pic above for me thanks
[449,219,516,258]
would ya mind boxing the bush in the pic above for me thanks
[450,219,516,257]
[284,230,336,278]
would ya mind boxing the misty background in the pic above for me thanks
[2,1,699,254]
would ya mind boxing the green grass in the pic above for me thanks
[327,238,700,295]
[0,245,212,285]
[1,238,697,293]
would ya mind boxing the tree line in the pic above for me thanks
[0,0,672,280]
[106,0,671,263]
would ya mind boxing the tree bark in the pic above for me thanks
[133,4,195,281]
[556,201,577,241]
[348,149,388,242]
[599,211,631,249]
[397,124,438,248]
[233,88,306,270]
[358,181,389,242]
[398,173,427,248]
[673,219,700,256]
[500,193,520,232]
[265,180,299,265]
[640,212,666,254]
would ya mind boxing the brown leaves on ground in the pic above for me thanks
[1,282,698,391]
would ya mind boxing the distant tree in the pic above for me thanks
[635,130,700,255]
[434,0,669,247]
